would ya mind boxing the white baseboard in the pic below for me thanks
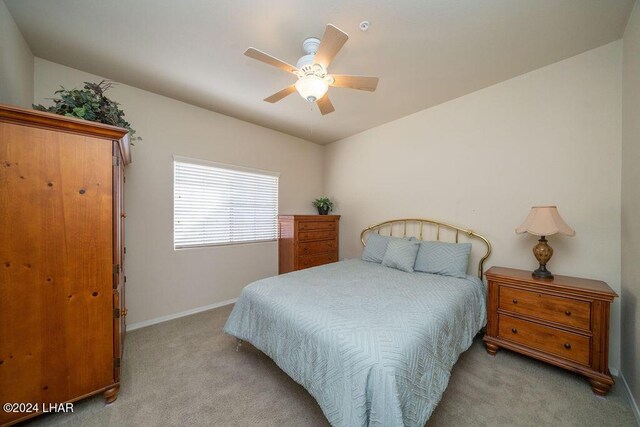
[126,298,238,331]
[619,371,640,426]
[610,367,619,376]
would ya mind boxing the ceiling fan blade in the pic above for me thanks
[314,24,349,69]
[316,95,335,115]
[330,75,379,92]
[264,85,297,103]
[244,48,298,74]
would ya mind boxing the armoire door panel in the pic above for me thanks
[0,123,113,421]
[0,103,130,424]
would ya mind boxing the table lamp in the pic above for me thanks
[516,206,575,279]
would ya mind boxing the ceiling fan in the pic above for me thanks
[244,24,379,115]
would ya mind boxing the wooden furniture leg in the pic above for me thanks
[589,378,612,396]
[484,342,499,356]
[103,385,120,404]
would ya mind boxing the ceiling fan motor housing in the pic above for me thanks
[302,37,320,54]
[297,37,321,69]
[296,54,315,69]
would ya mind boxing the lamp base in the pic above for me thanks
[532,236,554,280]
[532,265,554,280]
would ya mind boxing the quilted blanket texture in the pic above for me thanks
[224,259,486,427]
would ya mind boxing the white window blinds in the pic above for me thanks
[174,157,279,249]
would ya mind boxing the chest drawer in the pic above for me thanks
[499,286,591,331]
[298,252,338,269]
[498,314,590,366]
[298,221,337,231]
[299,239,337,256]
[298,230,337,241]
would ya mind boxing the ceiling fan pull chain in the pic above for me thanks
[308,105,315,136]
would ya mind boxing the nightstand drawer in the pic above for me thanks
[299,239,337,256]
[298,221,337,231]
[498,314,590,366]
[499,286,591,330]
[298,252,337,269]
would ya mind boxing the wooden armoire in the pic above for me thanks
[0,104,130,425]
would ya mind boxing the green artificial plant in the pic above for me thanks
[312,197,334,214]
[33,80,140,143]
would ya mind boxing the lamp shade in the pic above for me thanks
[515,206,575,237]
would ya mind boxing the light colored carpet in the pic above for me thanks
[25,304,637,426]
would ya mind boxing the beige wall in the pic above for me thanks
[34,58,324,327]
[0,0,33,108]
[14,20,632,382]
[324,42,623,370]
[622,0,640,415]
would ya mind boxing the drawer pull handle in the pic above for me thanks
[512,299,518,304]
[565,310,571,316]
[564,343,571,350]
[511,328,517,334]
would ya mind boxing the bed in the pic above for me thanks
[224,219,492,427]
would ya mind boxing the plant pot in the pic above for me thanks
[317,206,330,215]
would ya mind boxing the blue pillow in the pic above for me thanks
[382,239,420,273]
[361,233,389,263]
[414,241,471,278]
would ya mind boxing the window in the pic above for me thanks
[173,156,279,249]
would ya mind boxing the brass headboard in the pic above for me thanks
[360,218,492,279]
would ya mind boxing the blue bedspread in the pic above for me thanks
[224,259,486,427]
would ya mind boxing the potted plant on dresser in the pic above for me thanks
[313,197,334,215]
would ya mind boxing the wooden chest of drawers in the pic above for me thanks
[278,215,340,274]
[483,267,617,395]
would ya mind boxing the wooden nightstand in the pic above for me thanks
[483,267,618,395]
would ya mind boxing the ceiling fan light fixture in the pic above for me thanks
[295,75,329,102]
[245,24,378,115]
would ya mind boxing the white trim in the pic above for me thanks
[619,371,640,426]
[173,155,280,177]
[610,367,620,376]
[126,298,238,331]
[175,238,276,251]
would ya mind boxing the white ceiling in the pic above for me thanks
[6,0,634,144]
